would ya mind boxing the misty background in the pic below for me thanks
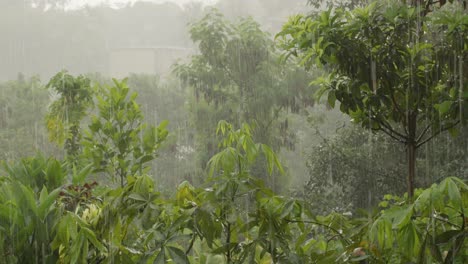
[0,0,466,212]
[0,0,307,81]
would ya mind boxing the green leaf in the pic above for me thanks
[18,184,38,216]
[70,231,85,264]
[39,186,48,204]
[128,193,148,202]
[327,90,336,108]
[426,234,444,263]
[167,246,189,264]
[434,230,464,245]
[435,101,452,115]
[212,242,238,254]
[398,222,420,258]
[280,200,295,218]
[82,226,106,253]
[384,204,414,229]
[72,163,93,185]
[350,255,369,262]
[88,120,102,133]
[158,120,169,130]
[448,127,459,137]
[38,188,61,220]
[239,220,258,233]
[446,178,462,207]
[261,144,284,175]
[154,250,165,264]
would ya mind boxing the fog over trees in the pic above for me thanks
[0,0,467,263]
[0,0,307,80]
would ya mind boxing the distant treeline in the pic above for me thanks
[0,0,306,81]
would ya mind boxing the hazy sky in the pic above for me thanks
[67,0,218,9]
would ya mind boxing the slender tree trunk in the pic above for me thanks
[407,142,416,199]
[65,124,80,168]
[407,114,417,200]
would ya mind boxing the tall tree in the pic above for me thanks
[278,1,467,198]
[82,79,168,187]
[174,9,316,186]
[46,71,92,165]
[0,75,52,160]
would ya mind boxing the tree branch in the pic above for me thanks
[416,124,431,143]
[185,233,197,255]
[416,121,460,148]
[378,126,407,144]
[371,118,408,143]
[284,218,352,245]
[375,118,408,140]
[433,215,461,230]
[424,0,433,16]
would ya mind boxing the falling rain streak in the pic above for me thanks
[0,0,466,263]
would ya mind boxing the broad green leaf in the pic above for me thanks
[154,250,165,264]
[212,242,238,254]
[435,101,452,115]
[434,230,464,245]
[38,188,61,221]
[39,186,48,204]
[18,184,38,216]
[167,246,189,264]
[128,193,148,202]
[426,234,444,263]
[384,204,414,229]
[72,163,93,185]
[397,222,420,258]
[446,178,462,208]
[82,226,106,253]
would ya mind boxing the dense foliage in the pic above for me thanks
[278,0,468,198]
[174,10,317,189]
[46,71,93,165]
[0,120,467,263]
[0,1,467,263]
[0,74,467,263]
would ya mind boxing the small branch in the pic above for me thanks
[377,119,408,140]
[416,124,431,143]
[378,125,407,144]
[285,218,352,245]
[433,216,461,230]
[416,121,460,148]
[326,233,343,252]
[314,127,328,144]
[185,233,197,255]
[261,114,277,133]
[443,211,466,264]
[461,210,465,230]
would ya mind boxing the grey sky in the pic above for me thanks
[66,0,218,9]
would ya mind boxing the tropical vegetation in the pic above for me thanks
[0,0,466,263]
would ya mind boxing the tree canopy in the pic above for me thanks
[174,9,317,188]
[278,0,468,198]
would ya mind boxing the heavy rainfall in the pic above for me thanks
[0,0,467,263]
